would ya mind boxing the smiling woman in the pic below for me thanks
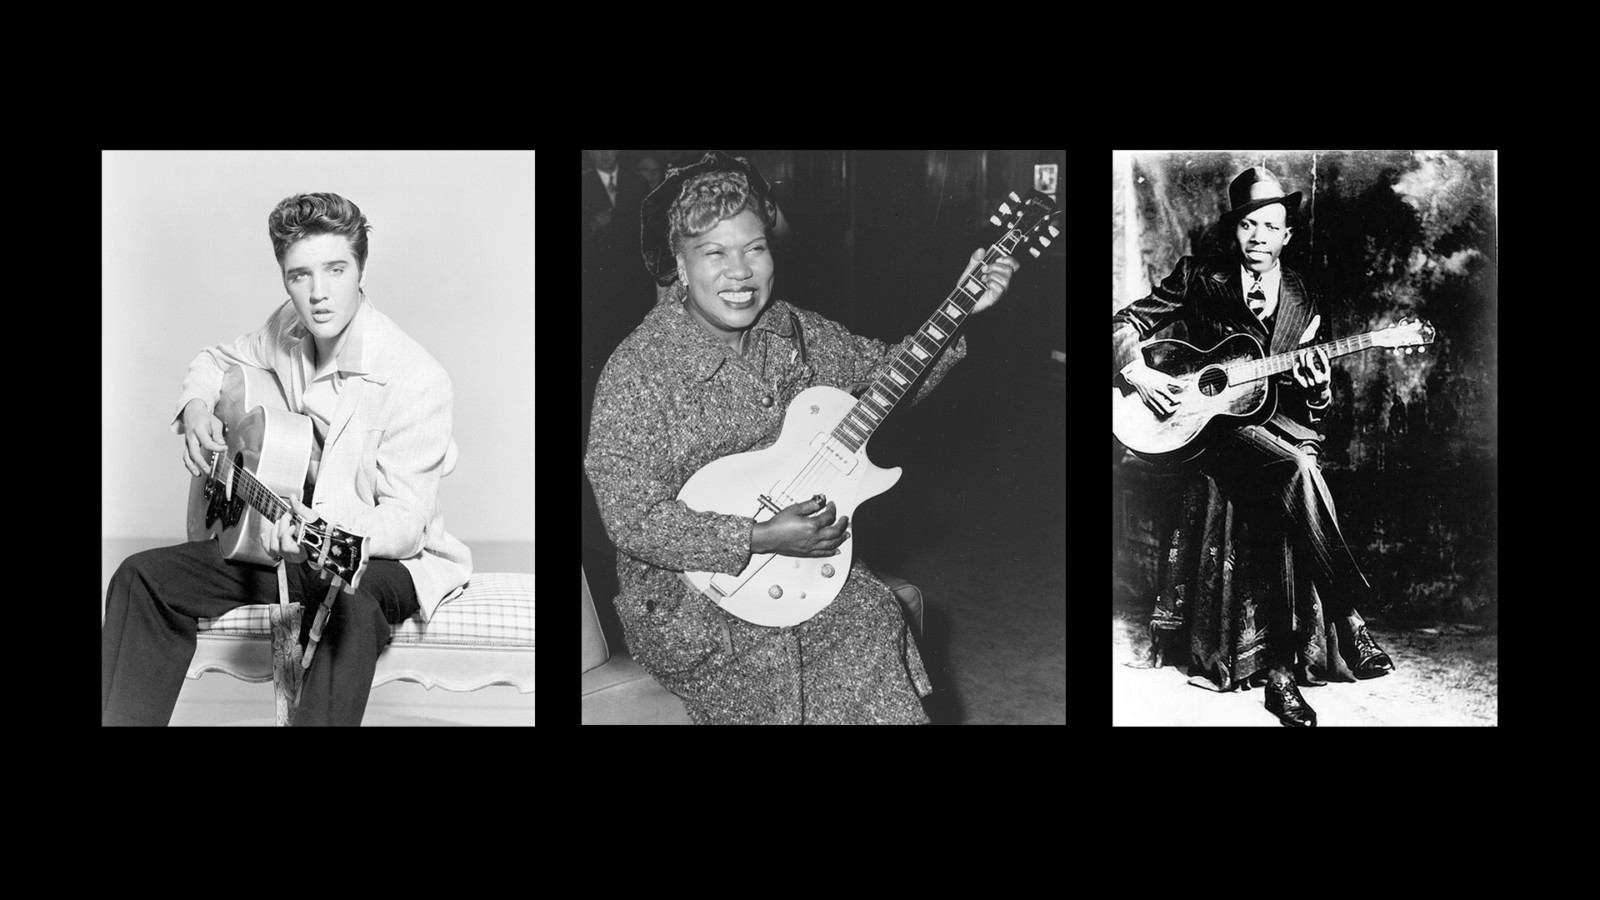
[676,210,774,350]
[583,151,1019,725]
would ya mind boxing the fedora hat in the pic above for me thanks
[1226,166,1301,222]
[640,150,770,287]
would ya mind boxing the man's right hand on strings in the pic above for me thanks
[181,398,228,477]
[751,495,851,558]
[1123,360,1184,417]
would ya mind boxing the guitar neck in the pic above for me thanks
[1228,331,1379,384]
[829,240,1020,452]
[220,458,291,523]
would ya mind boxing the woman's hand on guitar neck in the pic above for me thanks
[1123,360,1184,418]
[751,495,851,558]
[960,249,1020,315]
[181,399,228,477]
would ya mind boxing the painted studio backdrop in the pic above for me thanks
[1112,150,1498,623]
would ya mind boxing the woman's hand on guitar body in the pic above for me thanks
[181,398,228,476]
[751,495,851,558]
[1123,360,1184,418]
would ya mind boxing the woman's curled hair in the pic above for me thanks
[666,170,777,264]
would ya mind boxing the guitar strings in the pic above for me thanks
[1220,332,1375,385]
[756,241,1022,529]
[752,228,1032,533]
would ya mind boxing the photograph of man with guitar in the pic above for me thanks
[584,151,1061,725]
[1113,164,1434,727]
[102,191,472,726]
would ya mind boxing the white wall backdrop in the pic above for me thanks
[102,150,534,543]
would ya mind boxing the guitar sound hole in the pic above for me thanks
[1197,366,1229,397]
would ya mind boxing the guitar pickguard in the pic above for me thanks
[202,453,247,532]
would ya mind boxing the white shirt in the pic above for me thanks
[294,299,371,480]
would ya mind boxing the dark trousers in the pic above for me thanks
[101,541,419,726]
[1203,424,1374,668]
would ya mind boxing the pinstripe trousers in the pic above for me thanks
[1202,424,1374,633]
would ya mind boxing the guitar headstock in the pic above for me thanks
[1372,317,1438,355]
[988,189,1061,261]
[297,519,369,592]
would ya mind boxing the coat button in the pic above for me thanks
[760,394,774,408]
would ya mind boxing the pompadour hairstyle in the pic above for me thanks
[268,192,373,271]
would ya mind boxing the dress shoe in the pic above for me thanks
[1264,669,1317,727]
[1350,624,1395,679]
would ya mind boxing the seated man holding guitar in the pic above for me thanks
[1113,167,1416,727]
[584,151,1044,725]
[102,192,472,726]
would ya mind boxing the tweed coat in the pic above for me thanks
[171,296,472,621]
[1112,254,1332,444]
[585,295,967,724]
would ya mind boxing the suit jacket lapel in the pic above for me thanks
[1211,262,1269,344]
[1270,269,1312,355]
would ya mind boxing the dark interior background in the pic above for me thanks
[581,150,1066,721]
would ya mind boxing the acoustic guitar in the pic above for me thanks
[186,363,369,591]
[676,190,1062,627]
[1111,317,1436,463]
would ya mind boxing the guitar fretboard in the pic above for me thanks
[829,234,1024,452]
[216,456,290,523]
[1223,332,1377,385]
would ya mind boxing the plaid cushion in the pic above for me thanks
[198,571,534,648]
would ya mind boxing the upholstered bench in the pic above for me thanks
[189,571,535,726]
[581,566,924,725]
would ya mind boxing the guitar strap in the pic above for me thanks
[276,560,291,611]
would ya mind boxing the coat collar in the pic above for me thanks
[648,295,798,383]
[275,293,392,387]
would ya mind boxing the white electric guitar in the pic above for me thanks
[676,190,1061,626]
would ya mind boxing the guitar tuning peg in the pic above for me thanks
[999,202,1012,215]
[1038,235,1052,248]
[1008,191,1020,203]
[989,214,1003,226]
[1028,246,1040,258]
[1048,225,1060,238]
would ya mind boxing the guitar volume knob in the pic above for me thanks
[768,585,783,599]
[820,564,835,578]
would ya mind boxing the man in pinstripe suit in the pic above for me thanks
[1113,168,1393,727]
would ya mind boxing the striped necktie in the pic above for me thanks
[1248,273,1267,318]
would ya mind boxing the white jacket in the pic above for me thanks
[172,296,472,621]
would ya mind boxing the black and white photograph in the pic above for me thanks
[101,150,535,726]
[581,149,1066,724]
[1112,150,1498,726]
